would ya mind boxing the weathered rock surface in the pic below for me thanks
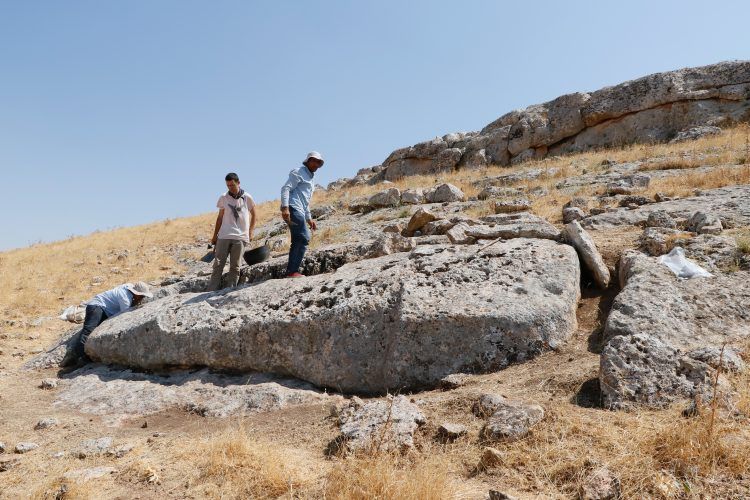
[600,251,750,407]
[427,183,466,203]
[335,396,425,453]
[670,125,722,143]
[687,211,723,234]
[376,61,750,176]
[400,189,425,205]
[437,422,467,441]
[86,242,580,393]
[365,233,416,258]
[581,466,621,500]
[564,221,611,288]
[600,333,713,409]
[480,399,545,442]
[583,185,750,230]
[467,212,561,241]
[14,442,39,454]
[368,187,401,208]
[34,418,59,430]
[472,393,507,418]
[53,365,330,421]
[405,207,439,236]
[63,466,117,483]
[494,199,531,214]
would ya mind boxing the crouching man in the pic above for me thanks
[62,282,153,367]
[280,151,323,277]
[208,172,257,291]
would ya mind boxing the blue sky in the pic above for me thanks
[1,0,748,250]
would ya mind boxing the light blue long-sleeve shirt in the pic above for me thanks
[87,284,134,317]
[280,166,315,221]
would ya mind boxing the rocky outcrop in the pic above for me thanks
[377,61,750,179]
[334,396,425,453]
[583,184,750,230]
[599,250,750,408]
[53,365,330,421]
[86,241,580,394]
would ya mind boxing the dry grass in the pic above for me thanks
[183,425,309,499]
[0,200,278,335]
[322,453,457,500]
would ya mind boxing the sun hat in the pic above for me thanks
[126,281,153,298]
[303,151,324,165]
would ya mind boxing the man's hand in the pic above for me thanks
[281,206,291,224]
[308,219,317,231]
[248,230,254,241]
[211,234,218,246]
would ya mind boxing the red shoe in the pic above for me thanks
[286,272,305,278]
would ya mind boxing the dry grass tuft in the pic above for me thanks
[322,452,457,500]
[183,425,309,499]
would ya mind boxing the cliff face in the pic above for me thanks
[371,61,750,182]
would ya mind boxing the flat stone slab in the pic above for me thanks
[86,242,580,394]
[53,365,330,421]
[583,184,750,229]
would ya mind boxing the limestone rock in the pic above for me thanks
[86,242,581,393]
[422,219,455,236]
[34,418,59,430]
[688,347,745,373]
[0,457,19,472]
[472,393,506,418]
[365,233,416,258]
[581,466,621,500]
[427,183,465,203]
[74,437,113,458]
[446,223,475,244]
[54,366,329,420]
[439,373,471,390]
[670,125,722,143]
[400,189,425,205]
[310,205,335,219]
[336,396,425,453]
[480,400,545,442]
[437,423,467,441]
[478,185,523,200]
[39,378,58,390]
[488,490,518,500]
[479,447,504,469]
[494,199,531,214]
[405,207,438,236]
[562,206,585,224]
[382,223,403,234]
[687,211,723,235]
[564,221,610,288]
[645,210,676,229]
[368,188,401,208]
[469,212,560,241]
[14,442,39,454]
[638,227,688,256]
[600,333,712,409]
[63,466,117,483]
[583,185,750,230]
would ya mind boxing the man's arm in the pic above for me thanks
[280,171,300,223]
[211,209,224,245]
[117,287,133,313]
[248,205,257,240]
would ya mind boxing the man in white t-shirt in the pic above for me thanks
[207,172,257,291]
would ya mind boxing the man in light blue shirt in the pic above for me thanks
[62,282,153,367]
[280,151,323,277]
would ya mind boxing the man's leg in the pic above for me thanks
[63,304,107,365]
[286,208,310,275]
[226,239,245,287]
[207,238,231,291]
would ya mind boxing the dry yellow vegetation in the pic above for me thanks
[2,125,750,499]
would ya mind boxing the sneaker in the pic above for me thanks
[286,272,305,278]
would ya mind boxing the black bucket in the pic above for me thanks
[243,241,271,266]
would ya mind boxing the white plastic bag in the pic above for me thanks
[59,304,86,323]
[658,247,712,279]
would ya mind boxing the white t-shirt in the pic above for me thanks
[217,192,255,242]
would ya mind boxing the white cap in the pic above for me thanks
[304,151,324,165]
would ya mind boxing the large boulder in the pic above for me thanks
[368,187,401,209]
[87,241,581,393]
[600,251,750,407]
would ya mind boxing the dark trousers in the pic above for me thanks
[74,304,108,357]
[286,207,310,275]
